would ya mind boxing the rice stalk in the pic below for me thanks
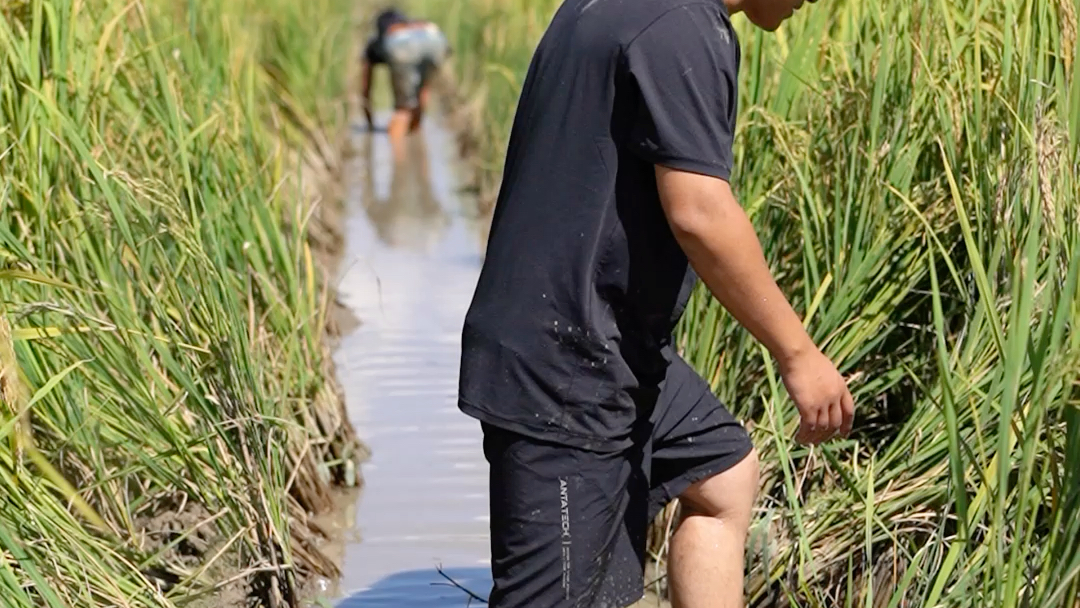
[0,0,360,605]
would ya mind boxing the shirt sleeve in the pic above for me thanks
[625,4,740,180]
[364,37,385,64]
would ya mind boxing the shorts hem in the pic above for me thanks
[654,439,755,518]
[616,592,647,608]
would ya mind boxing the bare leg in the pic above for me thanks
[668,449,759,608]
[409,85,431,133]
[387,108,413,164]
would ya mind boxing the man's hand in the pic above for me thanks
[655,165,855,446]
[779,349,854,445]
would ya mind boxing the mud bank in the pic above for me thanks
[133,122,367,608]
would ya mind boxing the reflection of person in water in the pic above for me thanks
[360,133,450,254]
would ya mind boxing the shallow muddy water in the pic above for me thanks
[329,111,493,607]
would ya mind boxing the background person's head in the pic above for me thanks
[726,0,815,31]
[375,8,408,37]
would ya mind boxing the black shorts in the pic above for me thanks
[482,355,753,608]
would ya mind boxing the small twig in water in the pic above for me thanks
[433,564,489,605]
[644,571,669,589]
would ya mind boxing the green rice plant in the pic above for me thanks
[0,0,358,605]
[419,0,1080,604]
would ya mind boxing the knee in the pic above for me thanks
[678,448,759,528]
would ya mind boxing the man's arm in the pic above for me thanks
[359,59,374,128]
[656,166,854,445]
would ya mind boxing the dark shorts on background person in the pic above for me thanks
[481,355,754,608]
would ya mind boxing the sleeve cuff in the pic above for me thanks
[649,154,731,181]
[630,147,734,180]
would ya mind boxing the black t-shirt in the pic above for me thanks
[364,35,389,64]
[458,0,740,452]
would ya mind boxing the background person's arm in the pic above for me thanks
[656,167,853,445]
[359,59,374,128]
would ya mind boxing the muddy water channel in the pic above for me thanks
[330,111,493,607]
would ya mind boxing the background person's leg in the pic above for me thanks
[387,109,412,162]
[409,84,430,133]
[646,352,758,608]
[409,54,441,133]
[386,61,422,162]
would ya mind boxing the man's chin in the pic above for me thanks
[747,11,787,31]
[753,19,784,31]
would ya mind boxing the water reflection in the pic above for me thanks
[332,112,490,607]
[337,567,492,607]
[357,129,451,254]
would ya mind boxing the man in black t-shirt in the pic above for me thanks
[458,0,850,606]
[359,9,450,160]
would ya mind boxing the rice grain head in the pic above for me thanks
[1035,105,1064,230]
[0,314,28,469]
[1060,0,1077,71]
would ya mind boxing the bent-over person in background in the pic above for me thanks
[359,8,450,160]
